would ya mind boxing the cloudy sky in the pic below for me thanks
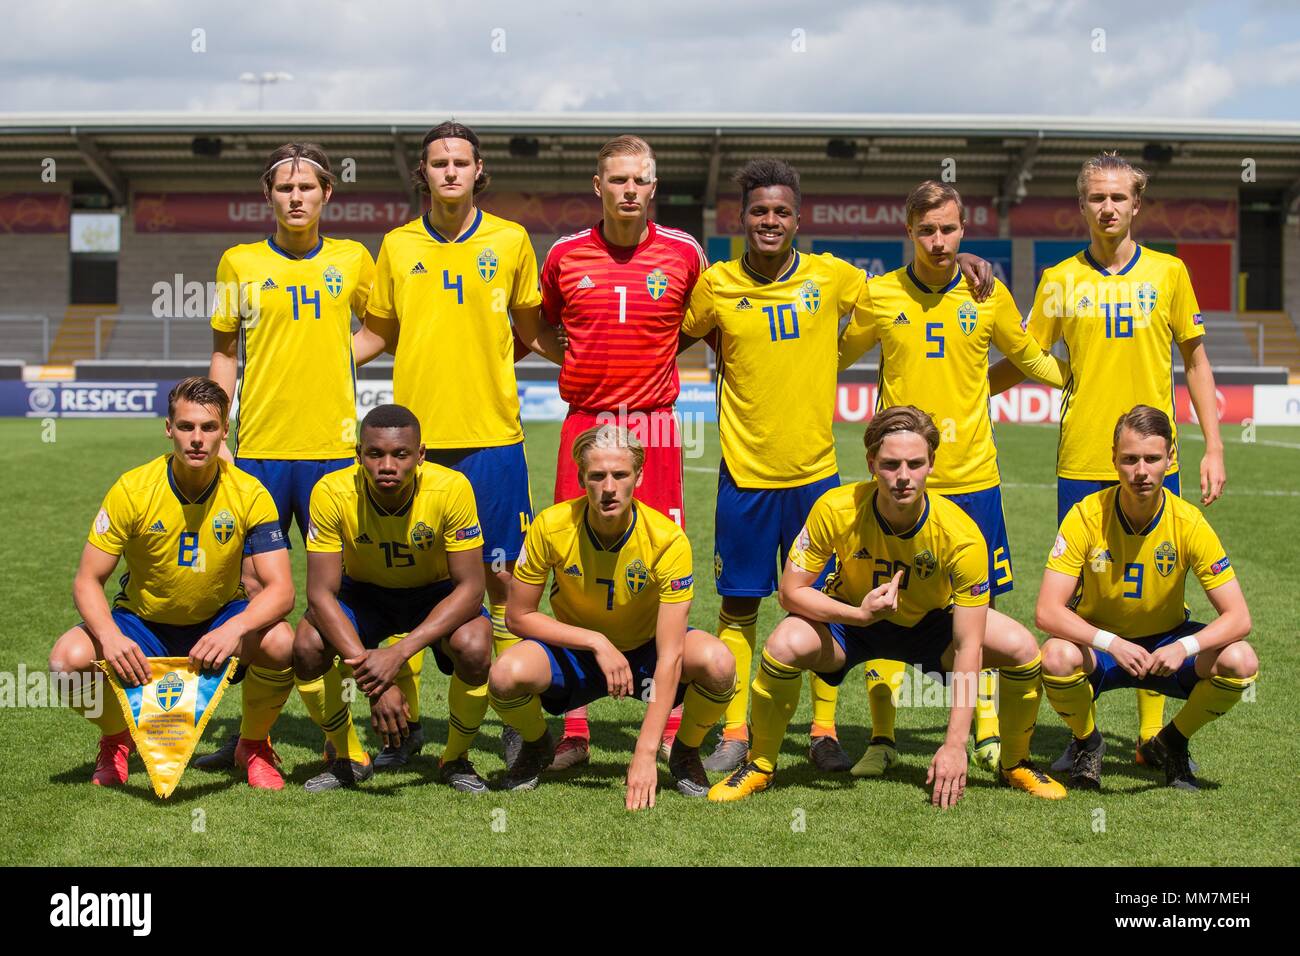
[2,0,1298,119]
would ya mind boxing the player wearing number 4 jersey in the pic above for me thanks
[490,425,735,809]
[991,151,1228,773]
[49,379,295,790]
[1037,406,1256,792]
[539,135,707,764]
[838,181,1067,777]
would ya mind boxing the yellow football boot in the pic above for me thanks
[850,738,898,778]
[1000,760,1067,799]
[708,761,773,802]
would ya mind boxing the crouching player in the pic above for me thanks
[489,425,736,809]
[1037,406,1257,791]
[709,406,1065,805]
[49,377,295,789]
[293,404,495,793]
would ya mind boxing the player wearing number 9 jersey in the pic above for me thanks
[49,378,295,791]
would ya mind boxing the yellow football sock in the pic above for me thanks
[717,609,757,739]
[238,665,293,740]
[296,665,366,764]
[490,602,519,658]
[443,673,489,762]
[809,674,839,737]
[975,668,1000,744]
[488,689,548,742]
[865,658,903,742]
[749,650,803,773]
[678,681,736,748]
[384,637,423,723]
[1172,674,1256,739]
[1136,687,1165,742]
[1043,671,1097,740]
[83,674,128,736]
[996,654,1043,769]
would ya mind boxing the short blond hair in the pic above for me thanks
[571,424,646,478]
[864,406,941,462]
[596,135,655,175]
[905,180,965,227]
[1077,151,1148,200]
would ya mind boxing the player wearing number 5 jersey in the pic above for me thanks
[991,151,1228,772]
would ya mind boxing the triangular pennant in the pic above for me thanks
[96,657,238,798]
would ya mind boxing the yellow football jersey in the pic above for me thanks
[306,461,482,588]
[368,210,543,449]
[838,268,1066,494]
[87,456,285,626]
[682,251,870,488]
[211,236,375,460]
[514,499,694,652]
[1046,486,1235,637]
[1028,245,1204,480]
[788,483,990,627]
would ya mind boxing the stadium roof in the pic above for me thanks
[2,111,1294,204]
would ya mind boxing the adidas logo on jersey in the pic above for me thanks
[260,278,277,291]
[577,275,595,290]
[893,312,910,326]
[354,533,373,544]
[852,547,871,559]
[563,564,582,577]
[147,520,166,533]
[410,262,427,275]
[736,297,752,311]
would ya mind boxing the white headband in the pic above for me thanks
[268,156,326,173]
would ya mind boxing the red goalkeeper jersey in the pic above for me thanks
[540,220,706,411]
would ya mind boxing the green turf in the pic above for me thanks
[1,417,1296,865]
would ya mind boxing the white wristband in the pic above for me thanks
[1091,630,1117,651]
[1178,635,1201,657]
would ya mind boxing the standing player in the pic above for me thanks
[199,143,375,770]
[837,181,1067,777]
[48,378,294,790]
[708,407,1064,803]
[991,151,1228,771]
[1037,406,1256,791]
[680,159,993,773]
[539,135,707,767]
[293,405,495,792]
[489,425,736,809]
[355,122,563,764]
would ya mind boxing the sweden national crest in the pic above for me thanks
[626,558,649,594]
[410,521,435,551]
[799,280,821,314]
[714,551,723,580]
[477,248,498,282]
[155,671,184,712]
[1136,282,1158,316]
[323,265,343,299]
[1154,541,1177,576]
[646,268,668,300]
[913,548,937,579]
[211,510,235,545]
[958,301,977,335]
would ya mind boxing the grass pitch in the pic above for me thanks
[1,417,1296,866]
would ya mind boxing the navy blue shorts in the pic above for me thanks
[1057,471,1180,527]
[335,577,489,675]
[529,635,693,716]
[714,459,839,597]
[1088,619,1205,700]
[945,485,1013,597]
[236,457,353,545]
[815,608,954,687]
[108,600,249,680]
[426,442,532,568]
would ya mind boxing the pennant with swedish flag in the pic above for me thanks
[96,657,238,798]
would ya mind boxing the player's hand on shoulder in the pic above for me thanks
[189,621,242,674]
[594,639,633,699]
[1145,642,1187,678]
[101,631,152,687]
[858,569,904,625]
[1108,637,1150,678]
[625,752,658,811]
[927,741,967,809]
[369,686,410,749]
